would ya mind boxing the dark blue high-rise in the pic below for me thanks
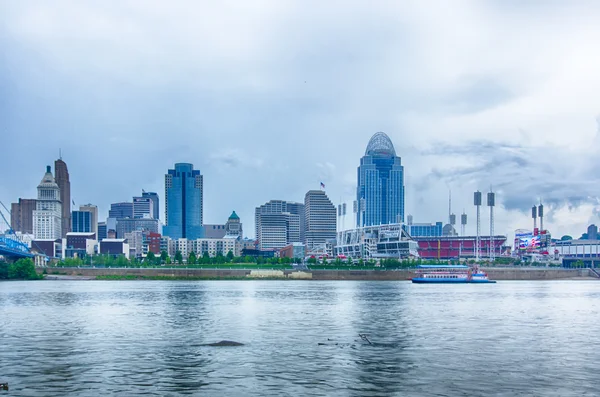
[357,132,405,226]
[163,163,203,239]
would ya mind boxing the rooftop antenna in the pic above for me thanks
[448,190,451,224]
[449,190,456,228]
[59,148,62,160]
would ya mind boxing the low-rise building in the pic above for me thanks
[62,232,97,259]
[31,239,62,259]
[99,238,130,258]
[165,236,242,259]
[279,243,305,259]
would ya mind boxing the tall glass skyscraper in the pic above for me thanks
[163,163,203,239]
[357,132,405,227]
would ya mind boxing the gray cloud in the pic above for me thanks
[420,138,600,216]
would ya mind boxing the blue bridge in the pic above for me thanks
[0,234,34,259]
[0,201,35,261]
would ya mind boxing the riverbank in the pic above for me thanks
[38,267,599,281]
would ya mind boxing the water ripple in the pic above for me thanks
[1,280,599,396]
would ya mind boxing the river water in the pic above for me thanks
[1,280,599,396]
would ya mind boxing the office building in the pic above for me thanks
[133,196,154,219]
[98,222,107,241]
[79,204,98,237]
[116,217,159,238]
[108,202,134,219]
[255,200,304,250]
[142,191,159,220]
[124,230,144,258]
[71,210,93,233]
[63,232,96,259]
[33,166,62,240]
[10,198,37,234]
[143,232,162,255]
[54,158,71,237]
[163,163,203,239]
[203,224,227,238]
[225,211,243,238]
[357,132,405,226]
[165,237,241,258]
[99,239,130,258]
[304,190,336,250]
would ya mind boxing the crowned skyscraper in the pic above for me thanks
[33,166,62,240]
[163,163,203,239]
[55,157,71,237]
[357,132,405,227]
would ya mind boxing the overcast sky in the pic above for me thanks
[2,0,600,240]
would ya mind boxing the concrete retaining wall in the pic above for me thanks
[39,267,596,281]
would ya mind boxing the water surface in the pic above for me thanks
[1,280,599,396]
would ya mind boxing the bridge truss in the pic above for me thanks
[0,201,35,260]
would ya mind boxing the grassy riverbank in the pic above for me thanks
[94,274,287,281]
[39,266,598,281]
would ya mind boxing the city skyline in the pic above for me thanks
[2,2,600,241]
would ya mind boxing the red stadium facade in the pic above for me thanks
[415,235,508,260]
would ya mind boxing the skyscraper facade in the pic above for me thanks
[108,202,134,219]
[54,158,71,237]
[133,196,154,219]
[304,190,336,250]
[33,166,62,240]
[10,198,37,234]
[255,200,304,250]
[71,210,93,233]
[357,132,405,227]
[79,204,98,237]
[142,191,159,220]
[163,163,203,239]
[98,222,107,241]
[225,211,243,238]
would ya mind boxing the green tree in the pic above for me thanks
[175,250,183,265]
[188,251,197,265]
[573,260,585,268]
[160,250,168,264]
[0,260,9,279]
[216,252,225,264]
[116,255,129,267]
[8,258,40,280]
[226,250,234,262]
[202,252,210,265]
[307,257,317,264]
[146,251,156,265]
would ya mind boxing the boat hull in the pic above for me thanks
[411,278,496,284]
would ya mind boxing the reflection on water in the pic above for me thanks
[1,280,599,396]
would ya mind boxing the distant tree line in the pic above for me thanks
[53,250,304,268]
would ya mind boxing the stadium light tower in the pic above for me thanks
[474,191,482,261]
[487,190,495,261]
